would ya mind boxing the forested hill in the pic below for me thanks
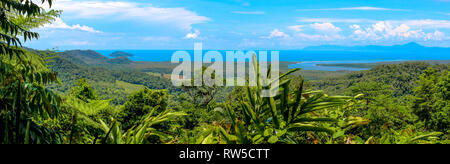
[59,50,132,65]
[43,50,176,104]
[310,62,449,96]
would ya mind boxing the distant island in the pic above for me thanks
[109,51,134,58]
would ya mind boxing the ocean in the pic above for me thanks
[96,50,450,71]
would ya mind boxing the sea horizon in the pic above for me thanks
[96,49,450,62]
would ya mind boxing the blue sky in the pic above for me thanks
[25,0,450,50]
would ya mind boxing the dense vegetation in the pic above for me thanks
[0,0,448,144]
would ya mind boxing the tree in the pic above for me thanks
[413,67,449,132]
[0,50,62,144]
[1,0,60,58]
[70,78,99,102]
[119,88,169,129]
[348,81,393,106]
[182,66,223,107]
[0,0,61,144]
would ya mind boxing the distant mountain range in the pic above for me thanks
[302,42,450,54]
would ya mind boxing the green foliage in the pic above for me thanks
[182,66,223,107]
[0,0,63,144]
[170,93,225,130]
[45,50,176,105]
[378,126,446,144]
[217,54,349,144]
[0,50,62,144]
[348,81,393,104]
[70,78,99,102]
[311,62,441,96]
[412,67,449,132]
[100,106,186,144]
[46,82,118,144]
[119,88,169,129]
[0,0,59,57]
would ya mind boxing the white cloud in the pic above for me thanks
[42,18,102,33]
[349,21,446,41]
[299,18,450,29]
[298,6,405,11]
[232,11,265,15]
[426,31,446,40]
[393,19,450,29]
[286,23,345,41]
[288,25,304,32]
[264,29,290,39]
[184,30,201,39]
[48,0,211,31]
[310,23,341,33]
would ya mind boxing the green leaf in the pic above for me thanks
[333,130,345,139]
[268,135,278,144]
[276,129,287,137]
[268,68,301,86]
[288,124,334,134]
[263,128,273,137]
[252,135,263,143]
[269,97,280,128]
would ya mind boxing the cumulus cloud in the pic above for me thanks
[394,19,450,29]
[47,0,211,31]
[184,30,201,39]
[299,18,450,29]
[287,23,345,41]
[310,22,341,33]
[349,21,446,41]
[264,29,290,39]
[287,23,346,41]
[281,19,448,45]
[42,18,102,33]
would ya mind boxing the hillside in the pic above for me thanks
[44,50,176,104]
[310,62,449,96]
[60,50,133,65]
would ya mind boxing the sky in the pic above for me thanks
[24,0,450,50]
